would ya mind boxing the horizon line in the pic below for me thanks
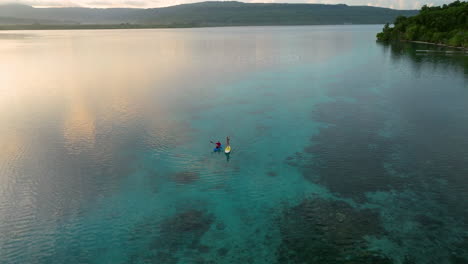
[0,1,422,10]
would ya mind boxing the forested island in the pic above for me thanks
[0,1,417,30]
[377,1,467,48]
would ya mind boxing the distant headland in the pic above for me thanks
[0,1,417,30]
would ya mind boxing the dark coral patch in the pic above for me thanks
[159,209,213,235]
[276,198,390,264]
[450,237,468,264]
[267,171,278,177]
[306,101,401,201]
[154,209,213,258]
[171,171,200,184]
[195,245,210,253]
[284,97,410,202]
[216,222,226,230]
[285,152,306,167]
[128,209,215,263]
[217,247,229,257]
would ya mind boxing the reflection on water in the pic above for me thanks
[378,41,468,77]
[63,96,96,154]
[0,26,467,264]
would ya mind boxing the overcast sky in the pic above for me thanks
[0,0,456,10]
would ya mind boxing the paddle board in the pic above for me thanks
[224,145,231,154]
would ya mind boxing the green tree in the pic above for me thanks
[377,1,468,47]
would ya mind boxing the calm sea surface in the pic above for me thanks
[0,25,467,264]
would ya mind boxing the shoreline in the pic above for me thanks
[405,40,467,51]
[0,23,385,31]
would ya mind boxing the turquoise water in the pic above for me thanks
[0,26,467,264]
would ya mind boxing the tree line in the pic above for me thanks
[377,1,467,48]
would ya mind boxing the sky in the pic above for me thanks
[0,0,456,9]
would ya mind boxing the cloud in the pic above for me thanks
[0,0,456,9]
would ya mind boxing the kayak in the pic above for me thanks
[224,145,231,154]
[214,145,222,152]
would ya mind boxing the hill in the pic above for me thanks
[139,1,418,26]
[0,1,418,28]
[377,1,467,48]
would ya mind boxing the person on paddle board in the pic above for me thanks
[226,136,230,146]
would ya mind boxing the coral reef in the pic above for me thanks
[276,198,390,264]
[128,209,215,263]
[171,171,200,184]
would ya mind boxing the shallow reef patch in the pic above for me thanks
[267,171,278,177]
[276,198,390,264]
[170,171,200,184]
[287,98,404,202]
[127,209,215,263]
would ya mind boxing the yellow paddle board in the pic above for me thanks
[225,145,231,154]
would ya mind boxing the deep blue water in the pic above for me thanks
[0,26,467,264]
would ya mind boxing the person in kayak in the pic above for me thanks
[211,140,222,151]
